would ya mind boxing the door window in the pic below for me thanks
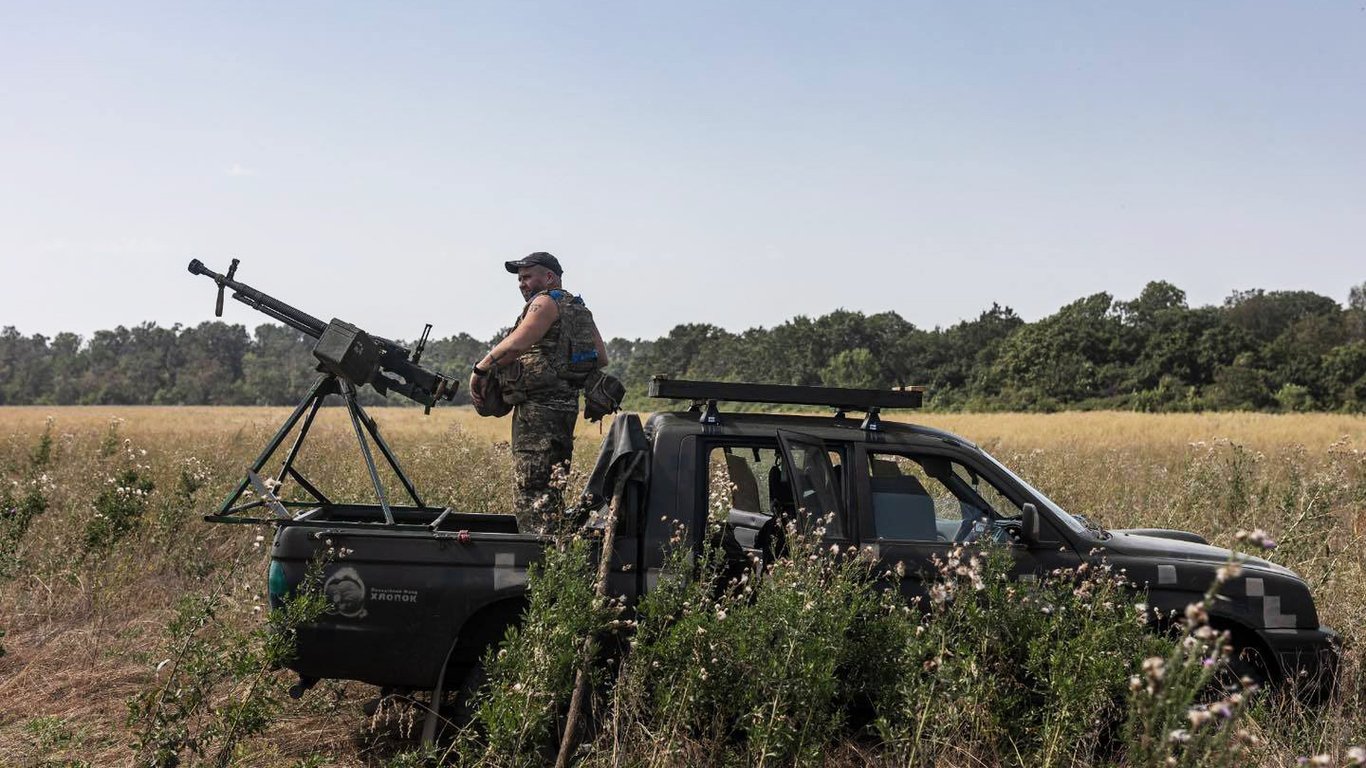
[705,441,847,539]
[707,446,780,519]
[776,431,847,539]
[867,452,1021,543]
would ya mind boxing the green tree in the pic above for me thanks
[1347,281,1366,312]
[820,347,883,389]
[926,303,1023,406]
[165,322,251,404]
[1223,289,1339,344]
[992,293,1124,404]
[1204,354,1274,410]
[82,326,140,403]
[0,328,53,405]
[240,324,317,405]
[1321,341,1366,410]
[46,332,86,405]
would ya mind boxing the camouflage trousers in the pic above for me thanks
[510,402,579,519]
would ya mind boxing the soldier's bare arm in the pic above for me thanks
[470,296,561,405]
[478,295,560,370]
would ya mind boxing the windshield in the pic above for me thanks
[978,449,1094,537]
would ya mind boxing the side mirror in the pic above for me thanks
[1020,503,1040,546]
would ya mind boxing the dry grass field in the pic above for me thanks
[0,406,1363,766]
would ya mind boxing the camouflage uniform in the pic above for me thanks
[511,402,578,517]
[501,290,581,517]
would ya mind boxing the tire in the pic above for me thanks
[419,658,486,746]
[449,657,489,728]
[1209,640,1273,699]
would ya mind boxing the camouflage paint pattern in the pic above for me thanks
[511,401,579,517]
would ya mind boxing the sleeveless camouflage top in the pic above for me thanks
[500,289,581,412]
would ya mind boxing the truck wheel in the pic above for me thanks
[1224,643,1272,692]
[1205,621,1274,698]
[450,658,489,727]
[1208,639,1272,699]
[417,659,489,746]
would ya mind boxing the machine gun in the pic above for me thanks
[187,258,459,525]
[189,258,456,410]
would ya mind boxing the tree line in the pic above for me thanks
[2,280,1364,412]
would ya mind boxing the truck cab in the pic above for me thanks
[631,405,1336,700]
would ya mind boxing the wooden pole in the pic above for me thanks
[555,459,636,768]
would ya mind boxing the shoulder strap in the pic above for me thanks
[541,288,581,305]
[517,289,572,324]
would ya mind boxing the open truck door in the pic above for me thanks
[775,429,847,536]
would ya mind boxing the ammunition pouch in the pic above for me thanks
[475,369,513,417]
[494,360,527,406]
[583,369,626,422]
[558,349,600,384]
[553,295,601,384]
[496,356,567,406]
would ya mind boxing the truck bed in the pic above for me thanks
[270,504,547,689]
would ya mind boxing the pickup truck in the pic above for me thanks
[261,378,1339,739]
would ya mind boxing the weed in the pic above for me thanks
[30,416,54,469]
[16,716,93,767]
[23,715,77,751]
[381,745,446,767]
[98,417,123,458]
[126,552,330,767]
[457,537,616,767]
[0,480,47,578]
[1123,569,1259,766]
[84,468,155,554]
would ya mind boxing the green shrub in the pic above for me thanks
[459,537,616,768]
[30,416,54,468]
[127,551,330,767]
[1275,383,1316,413]
[587,533,1175,767]
[84,468,154,553]
[606,527,887,766]
[866,548,1162,767]
[0,482,48,578]
[98,417,123,458]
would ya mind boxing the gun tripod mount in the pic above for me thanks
[187,257,459,525]
[209,372,429,525]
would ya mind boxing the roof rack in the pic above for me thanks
[647,376,924,431]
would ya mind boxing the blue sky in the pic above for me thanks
[1,2,1362,343]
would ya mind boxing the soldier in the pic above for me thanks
[469,252,609,518]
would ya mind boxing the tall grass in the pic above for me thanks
[0,407,1363,766]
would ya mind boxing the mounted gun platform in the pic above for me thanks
[187,258,459,525]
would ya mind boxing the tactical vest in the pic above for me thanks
[498,289,600,405]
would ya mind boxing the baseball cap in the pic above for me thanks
[504,251,563,275]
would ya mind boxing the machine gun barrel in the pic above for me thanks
[187,258,458,411]
[188,258,328,337]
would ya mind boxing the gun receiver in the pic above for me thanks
[187,258,457,412]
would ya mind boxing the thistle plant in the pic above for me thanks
[456,536,618,768]
[1122,529,1282,768]
[871,547,1160,767]
[602,516,897,767]
[126,549,331,767]
[0,424,54,577]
